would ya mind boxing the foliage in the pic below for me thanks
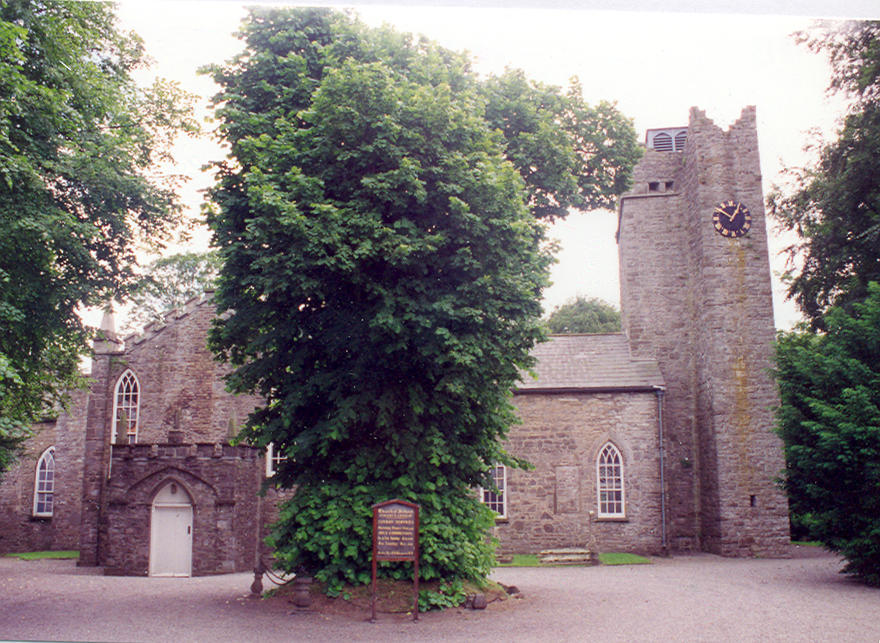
[418,578,467,611]
[123,251,221,333]
[205,7,639,589]
[0,0,197,472]
[798,20,880,103]
[545,296,621,334]
[775,282,880,586]
[481,72,641,220]
[769,21,880,327]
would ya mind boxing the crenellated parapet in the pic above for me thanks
[121,290,216,348]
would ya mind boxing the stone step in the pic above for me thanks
[538,548,598,565]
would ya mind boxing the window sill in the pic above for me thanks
[493,517,509,524]
[595,516,628,523]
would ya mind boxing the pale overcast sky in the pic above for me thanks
[108,1,878,330]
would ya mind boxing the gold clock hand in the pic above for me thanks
[714,207,736,222]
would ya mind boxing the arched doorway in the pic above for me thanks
[149,481,193,577]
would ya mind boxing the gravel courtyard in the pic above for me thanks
[1,547,878,642]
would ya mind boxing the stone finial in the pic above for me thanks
[100,306,117,336]
[94,304,123,354]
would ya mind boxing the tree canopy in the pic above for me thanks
[0,1,197,473]
[775,283,880,586]
[204,7,639,594]
[545,296,621,334]
[769,21,880,327]
[771,21,880,586]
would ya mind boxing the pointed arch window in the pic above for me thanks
[597,443,625,518]
[112,370,140,444]
[33,446,55,517]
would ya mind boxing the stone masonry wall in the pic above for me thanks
[682,108,789,555]
[500,391,665,555]
[78,333,123,566]
[618,150,699,550]
[114,296,262,446]
[0,388,88,555]
[619,107,790,555]
[102,443,263,576]
[52,389,89,551]
[77,296,264,568]
[0,420,57,553]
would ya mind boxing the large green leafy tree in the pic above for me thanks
[0,1,196,473]
[775,283,880,586]
[205,7,638,591]
[545,296,621,334]
[769,20,880,585]
[769,21,880,327]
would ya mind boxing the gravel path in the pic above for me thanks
[1,549,878,642]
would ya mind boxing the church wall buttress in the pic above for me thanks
[77,335,123,566]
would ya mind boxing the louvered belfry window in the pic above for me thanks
[674,130,687,151]
[652,132,673,152]
[647,127,686,152]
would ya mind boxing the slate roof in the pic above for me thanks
[516,333,665,392]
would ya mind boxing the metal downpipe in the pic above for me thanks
[655,386,668,552]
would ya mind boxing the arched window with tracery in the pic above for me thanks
[112,370,140,444]
[33,446,55,517]
[597,442,625,518]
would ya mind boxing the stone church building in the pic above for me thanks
[0,106,790,576]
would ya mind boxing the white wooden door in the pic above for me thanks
[149,484,193,577]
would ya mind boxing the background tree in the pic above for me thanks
[771,21,880,585]
[0,0,197,473]
[205,7,639,595]
[545,296,621,334]
[123,251,221,333]
[481,72,640,220]
[769,21,880,327]
[775,283,880,586]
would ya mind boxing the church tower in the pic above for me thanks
[618,107,790,555]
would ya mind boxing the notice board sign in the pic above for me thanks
[371,499,420,621]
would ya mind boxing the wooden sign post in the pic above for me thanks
[371,499,420,622]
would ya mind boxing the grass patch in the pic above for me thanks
[791,540,822,547]
[598,552,652,565]
[496,554,541,567]
[4,550,79,560]
[497,552,652,567]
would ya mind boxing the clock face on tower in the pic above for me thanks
[712,200,752,238]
